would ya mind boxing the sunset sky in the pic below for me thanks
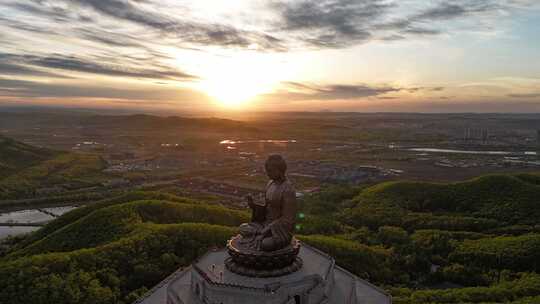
[1,0,539,112]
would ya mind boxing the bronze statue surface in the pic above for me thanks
[225,154,302,277]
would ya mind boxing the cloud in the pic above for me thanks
[377,1,499,34]
[404,86,445,93]
[0,62,71,78]
[508,93,540,98]
[26,0,287,51]
[415,2,497,21]
[3,1,93,24]
[261,82,447,102]
[270,0,390,48]
[416,3,469,20]
[73,0,165,26]
[263,81,400,101]
[3,0,535,52]
[270,0,529,49]
[0,78,206,101]
[31,55,194,80]
[0,16,60,36]
[401,27,441,36]
[8,2,71,22]
[0,0,285,52]
[77,29,143,48]
[0,52,195,81]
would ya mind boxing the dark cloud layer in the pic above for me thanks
[30,55,195,80]
[271,0,390,47]
[508,93,540,99]
[0,16,59,35]
[271,0,510,48]
[262,82,449,102]
[81,0,284,50]
[0,62,70,78]
[1,0,523,52]
[0,78,205,101]
[0,52,195,81]
[265,82,400,101]
[377,1,499,36]
[77,29,143,48]
[415,2,495,21]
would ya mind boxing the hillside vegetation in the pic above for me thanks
[0,135,57,178]
[0,190,395,303]
[1,172,540,304]
[13,199,249,257]
[0,136,107,200]
[344,173,540,230]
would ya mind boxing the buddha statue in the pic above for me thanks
[239,154,297,252]
[225,155,302,277]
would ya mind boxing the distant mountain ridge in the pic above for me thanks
[78,114,250,130]
[0,112,258,132]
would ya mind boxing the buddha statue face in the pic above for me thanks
[265,155,286,181]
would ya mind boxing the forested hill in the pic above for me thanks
[2,173,540,304]
[0,135,57,178]
[344,173,540,230]
[0,136,106,200]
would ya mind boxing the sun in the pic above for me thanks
[202,75,265,108]
[196,52,283,109]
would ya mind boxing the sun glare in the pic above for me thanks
[196,52,284,109]
[203,75,265,108]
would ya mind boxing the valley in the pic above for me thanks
[1,111,540,303]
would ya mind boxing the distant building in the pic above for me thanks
[464,128,471,141]
[464,128,489,143]
[135,244,391,304]
[482,129,489,143]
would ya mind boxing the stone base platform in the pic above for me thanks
[134,243,392,304]
[225,235,303,277]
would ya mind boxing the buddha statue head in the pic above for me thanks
[265,154,287,181]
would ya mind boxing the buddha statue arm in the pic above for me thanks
[246,194,266,223]
[269,185,296,233]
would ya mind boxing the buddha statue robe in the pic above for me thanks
[239,178,297,252]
